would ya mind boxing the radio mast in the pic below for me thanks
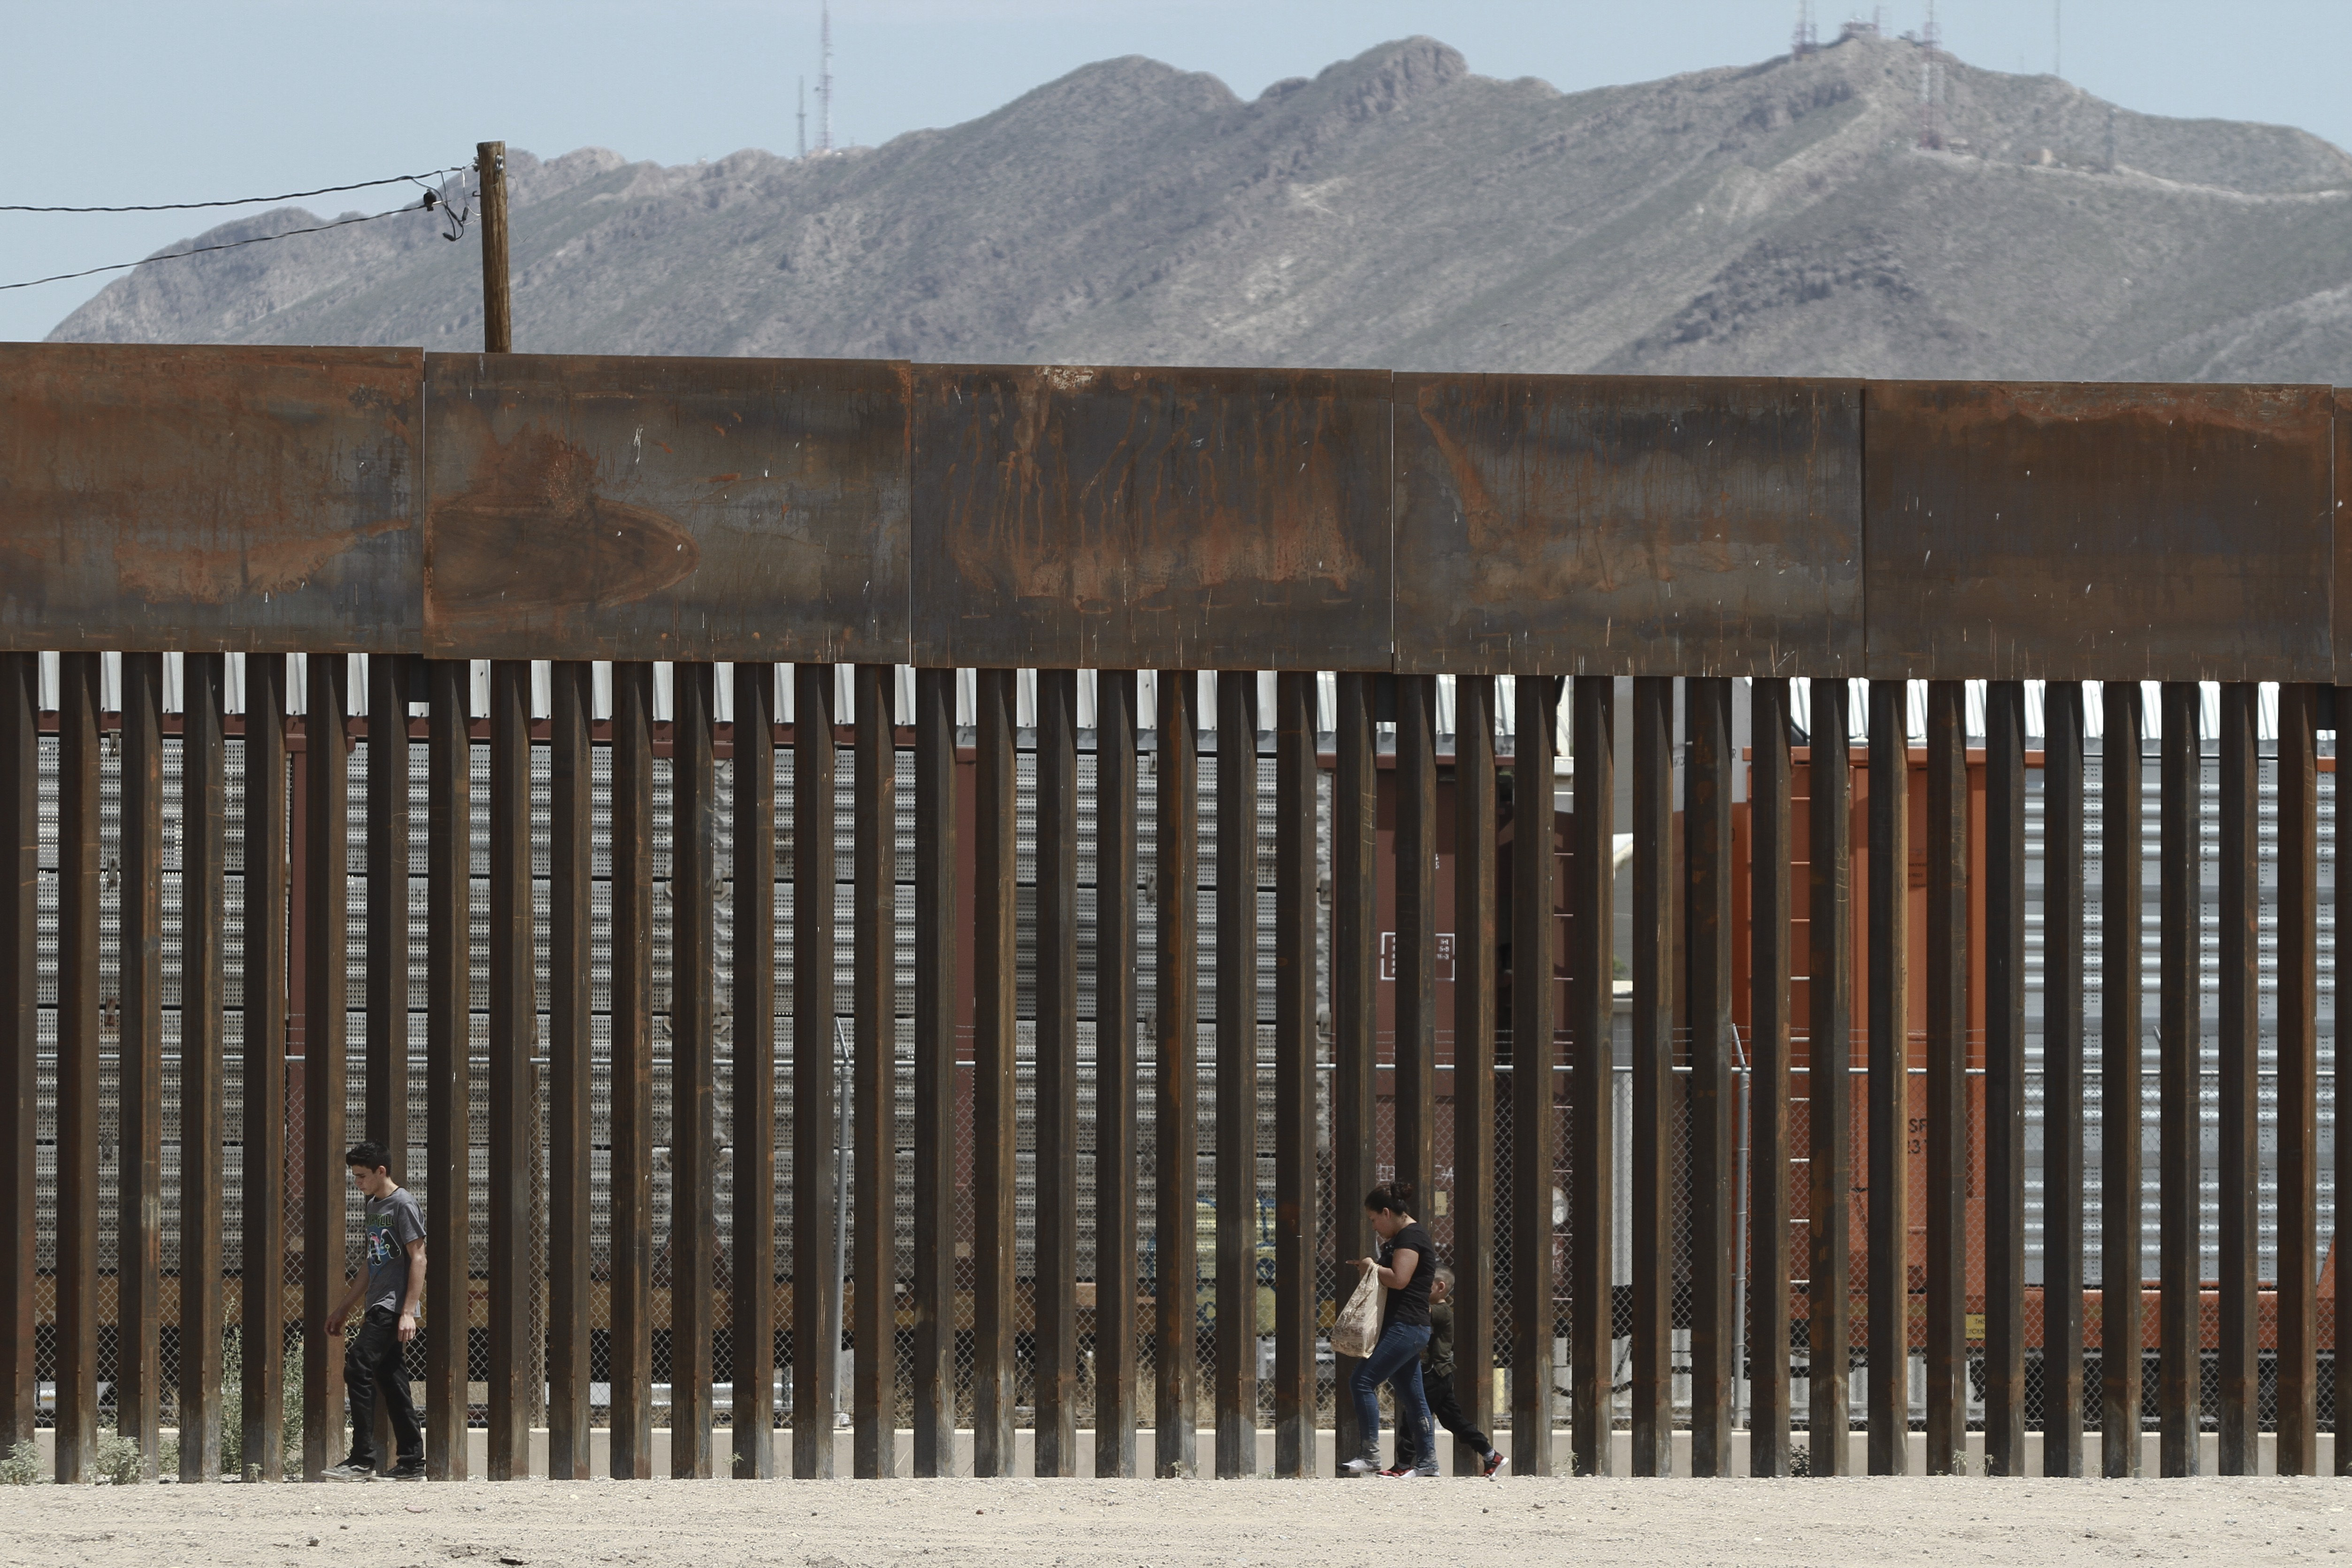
[818,2,835,154]
[1918,0,1945,150]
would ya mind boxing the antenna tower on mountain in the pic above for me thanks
[1792,1,1819,57]
[817,1,835,155]
[797,76,808,159]
[1918,0,1945,149]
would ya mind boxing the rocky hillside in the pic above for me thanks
[48,31,2352,382]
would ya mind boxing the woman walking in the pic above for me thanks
[1343,1181,1439,1477]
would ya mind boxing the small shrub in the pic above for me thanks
[93,1425,143,1485]
[0,1438,40,1485]
[158,1435,180,1478]
[218,1332,243,1476]
[215,1330,307,1478]
[280,1338,304,1471]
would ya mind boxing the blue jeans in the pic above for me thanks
[1349,1320,1433,1466]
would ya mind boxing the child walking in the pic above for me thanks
[1418,1267,1506,1477]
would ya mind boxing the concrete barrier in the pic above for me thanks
[25,1428,2334,1479]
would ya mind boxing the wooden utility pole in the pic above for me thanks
[478,141,510,353]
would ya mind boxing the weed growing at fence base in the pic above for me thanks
[92,1427,143,1485]
[188,1331,306,1479]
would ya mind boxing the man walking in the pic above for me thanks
[321,1141,427,1481]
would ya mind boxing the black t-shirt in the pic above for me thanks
[1381,1222,1437,1329]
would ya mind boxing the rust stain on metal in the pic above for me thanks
[1866,380,2334,681]
[0,343,422,652]
[428,428,701,629]
[912,364,1391,671]
[112,517,411,605]
[422,352,910,662]
[1392,373,1862,676]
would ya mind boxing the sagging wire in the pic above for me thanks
[0,167,470,214]
[0,194,451,292]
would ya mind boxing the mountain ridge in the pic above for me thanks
[48,32,2352,383]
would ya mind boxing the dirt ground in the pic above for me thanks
[3,1475,2347,1567]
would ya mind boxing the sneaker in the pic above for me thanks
[1411,1462,1440,1478]
[1480,1449,1508,1479]
[1341,1454,1382,1476]
[1378,1464,1417,1478]
[319,1461,375,1483]
[385,1461,427,1483]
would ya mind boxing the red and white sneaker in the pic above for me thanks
[1481,1450,1508,1479]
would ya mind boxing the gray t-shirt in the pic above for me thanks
[362,1187,426,1313]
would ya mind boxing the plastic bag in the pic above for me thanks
[1332,1260,1386,1360]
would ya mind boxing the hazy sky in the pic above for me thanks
[5,0,2348,344]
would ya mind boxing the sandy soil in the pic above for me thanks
[3,1475,2348,1567]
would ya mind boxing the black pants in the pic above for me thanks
[344,1305,423,1470]
[1402,1369,1491,1464]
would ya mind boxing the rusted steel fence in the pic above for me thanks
[0,345,2347,1482]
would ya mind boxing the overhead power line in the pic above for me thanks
[0,167,468,214]
[0,191,460,293]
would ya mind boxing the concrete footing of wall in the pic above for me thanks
[26,1428,2335,1480]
